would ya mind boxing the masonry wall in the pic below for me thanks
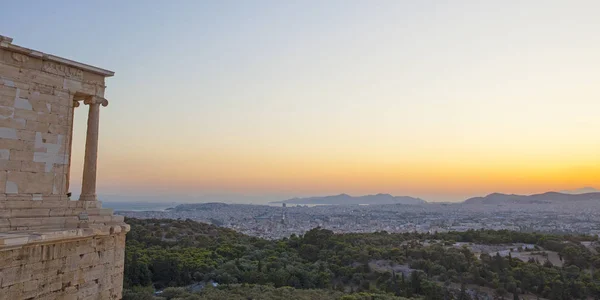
[0,45,109,232]
[0,47,105,201]
[0,233,126,300]
[0,37,128,300]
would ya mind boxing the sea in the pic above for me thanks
[101,202,176,212]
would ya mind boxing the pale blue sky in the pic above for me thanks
[2,1,599,202]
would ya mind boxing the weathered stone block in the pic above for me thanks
[9,149,33,161]
[36,112,60,124]
[0,149,9,159]
[0,138,26,150]
[15,129,35,142]
[20,160,45,172]
[0,95,15,107]
[0,127,17,139]
[48,123,70,135]
[11,208,50,217]
[63,78,82,92]
[0,105,14,117]
[30,99,51,113]
[30,69,64,87]
[3,200,34,209]
[14,97,32,110]
[13,108,38,121]
[48,208,69,216]
[24,120,50,132]
[9,217,43,228]
[40,132,59,144]
[6,171,54,194]
[0,85,17,97]
[0,116,26,129]
[29,91,58,104]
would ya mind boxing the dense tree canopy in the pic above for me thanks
[124,218,600,300]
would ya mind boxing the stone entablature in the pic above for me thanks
[0,34,128,299]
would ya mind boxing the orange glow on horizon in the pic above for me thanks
[75,145,600,201]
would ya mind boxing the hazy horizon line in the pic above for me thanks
[96,187,599,204]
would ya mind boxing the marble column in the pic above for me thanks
[79,96,108,201]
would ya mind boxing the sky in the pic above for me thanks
[1,1,599,202]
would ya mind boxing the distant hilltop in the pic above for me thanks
[463,191,600,205]
[560,187,600,194]
[271,193,426,205]
[272,190,600,206]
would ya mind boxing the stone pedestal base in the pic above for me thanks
[0,224,129,300]
[79,195,99,202]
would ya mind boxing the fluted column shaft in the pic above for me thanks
[79,96,108,201]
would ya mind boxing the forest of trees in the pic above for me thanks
[124,218,600,300]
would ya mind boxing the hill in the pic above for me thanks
[463,191,600,205]
[272,193,425,205]
[561,187,600,194]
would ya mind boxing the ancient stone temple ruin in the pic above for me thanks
[0,35,128,299]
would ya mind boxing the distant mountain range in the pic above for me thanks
[272,193,426,205]
[271,189,600,206]
[463,192,600,205]
[560,187,600,194]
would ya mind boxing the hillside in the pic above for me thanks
[273,193,425,205]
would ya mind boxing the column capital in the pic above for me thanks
[84,96,109,107]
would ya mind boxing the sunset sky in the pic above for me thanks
[2,1,599,202]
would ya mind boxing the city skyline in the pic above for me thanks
[2,1,599,202]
